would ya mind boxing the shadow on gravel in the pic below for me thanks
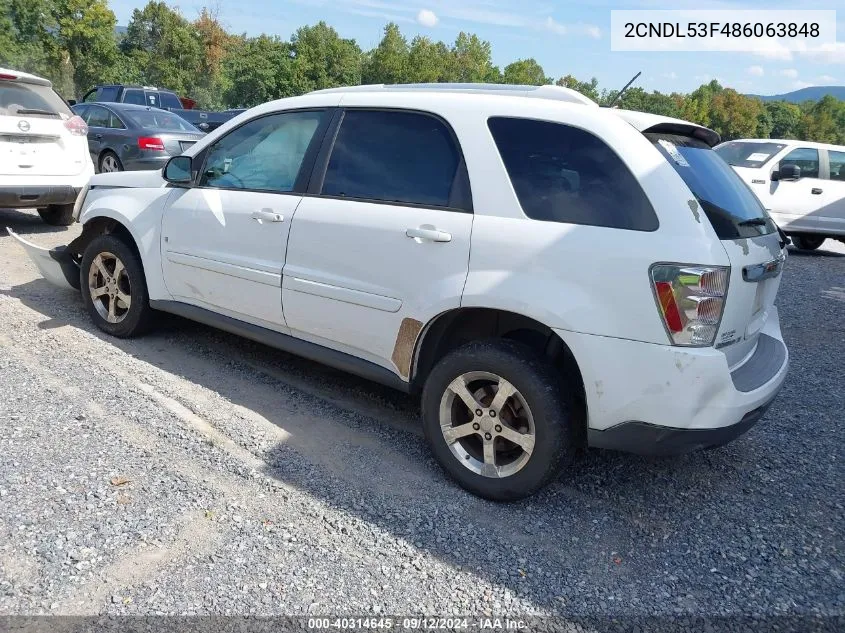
[4,274,844,617]
[0,208,75,236]
[787,246,845,258]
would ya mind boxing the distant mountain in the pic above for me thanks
[747,86,845,103]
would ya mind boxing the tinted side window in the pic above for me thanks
[780,147,819,178]
[322,110,461,208]
[827,150,845,181]
[98,86,119,102]
[488,117,657,231]
[87,106,111,128]
[200,110,326,193]
[158,92,183,109]
[123,89,146,105]
[108,112,125,129]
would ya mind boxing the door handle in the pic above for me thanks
[811,188,823,195]
[406,227,451,242]
[94,134,102,140]
[251,209,284,223]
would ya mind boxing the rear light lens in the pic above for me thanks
[64,115,88,136]
[138,136,165,151]
[0,73,18,80]
[650,264,729,346]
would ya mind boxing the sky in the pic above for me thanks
[107,0,843,96]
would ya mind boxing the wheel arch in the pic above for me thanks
[410,307,588,445]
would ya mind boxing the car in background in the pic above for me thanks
[716,139,845,250]
[78,84,237,132]
[0,67,93,226]
[71,102,204,173]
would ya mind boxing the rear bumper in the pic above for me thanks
[556,308,789,456]
[0,185,80,208]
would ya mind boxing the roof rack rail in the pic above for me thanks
[310,83,597,107]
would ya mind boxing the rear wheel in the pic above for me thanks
[80,234,154,337]
[421,339,575,501]
[792,234,825,251]
[37,204,74,226]
[99,151,123,173]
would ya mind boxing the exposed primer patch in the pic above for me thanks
[674,352,695,373]
[391,317,423,379]
[737,238,750,255]
[594,380,604,399]
[687,199,700,223]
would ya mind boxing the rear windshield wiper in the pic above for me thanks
[737,218,768,227]
[14,108,59,117]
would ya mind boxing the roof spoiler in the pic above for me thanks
[643,122,721,148]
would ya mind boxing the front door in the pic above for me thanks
[816,149,845,236]
[282,108,474,377]
[160,109,331,330]
[766,146,823,232]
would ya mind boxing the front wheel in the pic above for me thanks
[80,234,155,337]
[37,204,74,226]
[421,339,575,501]
[792,234,825,251]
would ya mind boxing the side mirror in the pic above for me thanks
[163,155,193,186]
[773,164,801,182]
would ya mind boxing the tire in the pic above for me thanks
[792,234,825,251]
[80,234,155,337]
[37,204,75,226]
[421,339,575,501]
[99,151,123,173]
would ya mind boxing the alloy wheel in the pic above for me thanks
[88,252,131,324]
[438,371,536,478]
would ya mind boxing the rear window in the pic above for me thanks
[124,109,198,132]
[0,81,71,117]
[488,117,658,231]
[715,141,786,168]
[649,133,775,240]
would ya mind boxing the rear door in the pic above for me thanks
[816,149,845,236]
[282,108,473,376]
[0,78,87,177]
[84,105,111,161]
[649,133,786,368]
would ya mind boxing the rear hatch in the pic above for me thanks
[0,77,87,176]
[648,131,785,367]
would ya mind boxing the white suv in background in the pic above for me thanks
[11,84,789,500]
[0,68,93,225]
[716,139,845,251]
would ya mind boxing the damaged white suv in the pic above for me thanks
[12,84,789,500]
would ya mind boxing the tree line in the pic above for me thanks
[2,0,844,144]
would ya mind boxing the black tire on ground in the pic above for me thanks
[792,234,825,251]
[80,233,155,338]
[37,204,75,226]
[99,150,123,173]
[421,339,575,501]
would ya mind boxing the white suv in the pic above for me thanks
[0,68,94,225]
[716,138,845,251]
[10,84,789,500]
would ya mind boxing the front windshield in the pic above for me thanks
[715,141,786,168]
[647,133,775,240]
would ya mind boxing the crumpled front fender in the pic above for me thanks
[7,229,80,291]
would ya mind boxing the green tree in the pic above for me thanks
[407,36,452,83]
[800,95,845,144]
[765,101,802,138]
[52,0,121,94]
[289,21,363,93]
[708,89,764,141]
[192,7,234,109]
[450,32,499,83]
[502,58,548,85]
[222,35,295,107]
[121,1,203,96]
[362,23,409,84]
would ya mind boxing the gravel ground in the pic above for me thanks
[0,208,843,626]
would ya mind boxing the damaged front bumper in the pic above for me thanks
[7,229,80,291]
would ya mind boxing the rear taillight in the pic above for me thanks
[650,264,729,346]
[0,73,18,80]
[64,115,88,136]
[138,136,165,151]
